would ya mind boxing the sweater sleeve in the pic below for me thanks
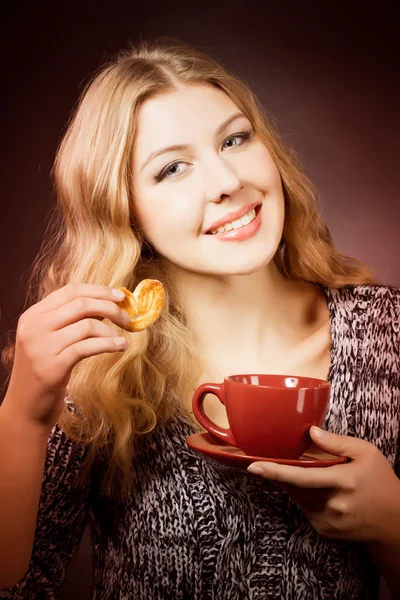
[0,423,91,599]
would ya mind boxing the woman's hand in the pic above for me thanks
[2,283,131,433]
[247,426,400,544]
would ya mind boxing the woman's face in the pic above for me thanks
[131,83,285,276]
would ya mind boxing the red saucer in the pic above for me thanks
[186,432,348,474]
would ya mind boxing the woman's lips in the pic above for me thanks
[205,201,260,234]
[207,205,262,242]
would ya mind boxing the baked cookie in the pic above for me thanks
[118,279,165,332]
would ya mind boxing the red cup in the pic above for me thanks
[192,374,331,458]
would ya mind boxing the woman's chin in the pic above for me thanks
[205,258,275,277]
[161,249,277,278]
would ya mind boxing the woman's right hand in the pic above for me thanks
[2,283,131,432]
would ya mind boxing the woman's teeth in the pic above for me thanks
[210,208,256,235]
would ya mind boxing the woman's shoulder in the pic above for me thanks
[326,283,400,318]
[351,283,400,300]
[324,283,399,343]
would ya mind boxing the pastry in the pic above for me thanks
[118,279,165,332]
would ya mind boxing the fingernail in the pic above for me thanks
[313,426,329,440]
[112,288,125,300]
[247,465,264,476]
[113,337,128,348]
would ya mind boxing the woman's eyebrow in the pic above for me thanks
[140,112,246,173]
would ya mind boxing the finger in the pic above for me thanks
[247,462,346,488]
[32,283,126,314]
[45,297,130,331]
[310,426,370,460]
[52,319,118,355]
[58,336,129,371]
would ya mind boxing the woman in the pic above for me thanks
[0,38,399,599]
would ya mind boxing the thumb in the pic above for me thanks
[310,426,364,459]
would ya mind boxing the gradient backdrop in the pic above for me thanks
[1,1,398,598]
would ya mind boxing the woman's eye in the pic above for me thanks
[154,161,186,182]
[222,130,252,150]
[165,163,182,177]
[154,130,252,183]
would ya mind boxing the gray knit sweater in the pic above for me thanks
[1,285,399,599]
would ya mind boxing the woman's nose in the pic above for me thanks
[202,156,243,204]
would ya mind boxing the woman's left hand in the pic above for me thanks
[247,426,400,543]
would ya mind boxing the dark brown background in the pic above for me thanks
[1,1,398,597]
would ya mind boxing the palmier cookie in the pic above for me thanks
[117,279,165,332]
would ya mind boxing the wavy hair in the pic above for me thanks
[1,38,375,498]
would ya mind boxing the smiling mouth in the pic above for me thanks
[207,205,261,235]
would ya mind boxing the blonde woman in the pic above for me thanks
[0,39,399,599]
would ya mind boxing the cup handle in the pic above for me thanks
[192,383,237,446]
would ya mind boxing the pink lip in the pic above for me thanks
[205,201,260,233]
[210,205,262,242]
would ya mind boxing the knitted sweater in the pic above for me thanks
[1,285,399,600]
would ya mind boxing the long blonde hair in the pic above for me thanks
[2,38,374,498]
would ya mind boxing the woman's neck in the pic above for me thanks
[165,261,329,370]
